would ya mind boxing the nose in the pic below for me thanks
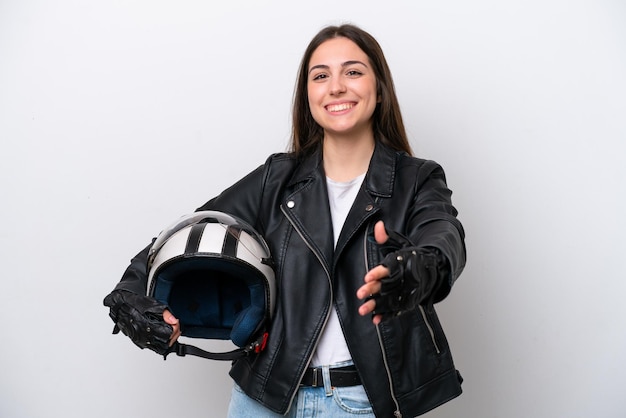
[329,77,346,96]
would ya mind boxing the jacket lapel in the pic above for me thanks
[281,149,334,274]
[281,143,399,273]
[334,142,398,262]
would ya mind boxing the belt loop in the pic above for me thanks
[322,365,332,396]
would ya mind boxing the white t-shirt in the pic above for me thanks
[310,173,366,367]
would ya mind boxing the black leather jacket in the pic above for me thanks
[115,142,466,417]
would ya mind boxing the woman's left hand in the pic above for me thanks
[357,220,389,325]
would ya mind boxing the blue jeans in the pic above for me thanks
[227,362,375,417]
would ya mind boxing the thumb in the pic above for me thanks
[163,309,179,325]
[374,220,389,245]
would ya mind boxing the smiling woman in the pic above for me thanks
[103,23,467,418]
[3,0,625,417]
[291,24,411,161]
[306,37,380,178]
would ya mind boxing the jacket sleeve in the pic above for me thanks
[111,159,271,295]
[406,159,466,302]
[196,163,267,227]
[113,243,153,295]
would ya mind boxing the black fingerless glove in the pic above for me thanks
[103,289,173,356]
[371,229,449,320]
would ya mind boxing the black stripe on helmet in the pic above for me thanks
[185,223,206,254]
[222,226,242,257]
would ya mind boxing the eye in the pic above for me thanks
[311,72,329,82]
[346,69,363,77]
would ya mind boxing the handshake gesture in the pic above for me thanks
[358,221,449,324]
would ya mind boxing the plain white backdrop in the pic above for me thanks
[1,1,624,417]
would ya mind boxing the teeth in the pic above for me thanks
[327,103,353,112]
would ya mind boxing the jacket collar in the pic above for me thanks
[282,141,400,270]
[364,141,397,198]
[287,141,398,196]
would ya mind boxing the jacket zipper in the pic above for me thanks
[280,204,334,411]
[365,228,403,418]
[419,305,441,354]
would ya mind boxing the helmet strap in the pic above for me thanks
[163,332,269,361]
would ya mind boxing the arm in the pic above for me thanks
[358,160,466,323]
[104,159,271,352]
[404,160,466,301]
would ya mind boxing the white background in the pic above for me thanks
[1,1,625,417]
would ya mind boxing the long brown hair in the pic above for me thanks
[290,24,412,157]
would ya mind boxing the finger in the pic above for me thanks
[162,309,181,346]
[358,265,388,299]
[357,281,381,300]
[358,300,384,325]
[169,323,181,346]
[169,335,178,347]
[364,265,390,283]
[358,298,377,316]
[163,309,179,325]
[374,220,389,245]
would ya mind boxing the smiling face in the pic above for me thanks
[307,37,379,141]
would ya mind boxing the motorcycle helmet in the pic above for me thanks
[146,211,275,360]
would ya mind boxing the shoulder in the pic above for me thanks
[264,152,297,165]
[260,152,299,177]
[375,141,443,173]
[395,151,438,169]
[390,152,452,191]
[395,152,446,180]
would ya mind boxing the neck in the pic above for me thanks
[322,133,375,182]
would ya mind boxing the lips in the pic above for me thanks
[326,102,355,112]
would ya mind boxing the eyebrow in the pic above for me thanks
[308,60,369,74]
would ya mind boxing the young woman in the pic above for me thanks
[105,24,466,417]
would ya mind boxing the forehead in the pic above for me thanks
[308,37,369,68]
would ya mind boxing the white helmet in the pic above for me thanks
[146,211,275,360]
